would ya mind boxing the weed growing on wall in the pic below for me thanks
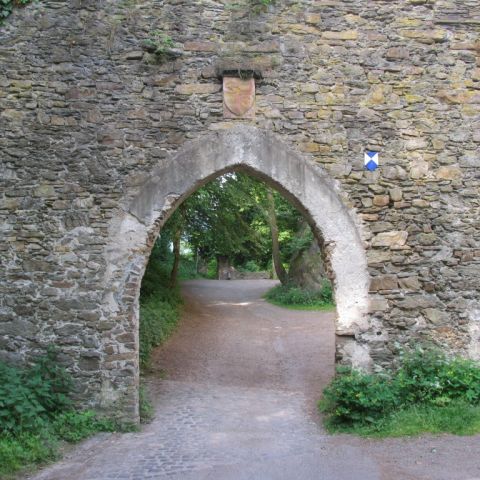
[1,0,33,23]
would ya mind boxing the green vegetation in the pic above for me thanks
[143,31,174,55]
[139,173,331,367]
[320,346,480,437]
[139,385,154,424]
[1,0,32,23]
[0,349,120,477]
[163,172,326,288]
[139,248,183,369]
[265,280,334,310]
[142,30,179,63]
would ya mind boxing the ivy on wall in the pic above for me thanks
[1,0,33,23]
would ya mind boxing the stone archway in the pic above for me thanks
[103,125,370,420]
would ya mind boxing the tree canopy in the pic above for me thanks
[157,172,319,284]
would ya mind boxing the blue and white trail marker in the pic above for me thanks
[364,151,379,171]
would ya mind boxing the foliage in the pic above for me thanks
[139,254,182,369]
[0,353,121,477]
[237,260,262,272]
[173,172,314,276]
[0,348,72,434]
[51,410,117,442]
[139,384,154,424]
[1,0,32,23]
[181,173,272,266]
[142,30,174,55]
[320,347,480,437]
[156,172,325,288]
[0,431,57,477]
[206,257,218,279]
[395,347,480,406]
[265,280,333,308]
[320,367,399,426]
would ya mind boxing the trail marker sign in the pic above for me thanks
[364,151,379,171]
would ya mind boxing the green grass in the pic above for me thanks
[264,281,334,311]
[139,384,155,424]
[265,298,335,311]
[324,402,480,438]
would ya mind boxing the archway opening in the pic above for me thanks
[104,126,370,421]
[138,169,337,417]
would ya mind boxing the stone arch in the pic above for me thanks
[103,125,371,419]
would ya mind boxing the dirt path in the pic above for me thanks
[30,280,480,480]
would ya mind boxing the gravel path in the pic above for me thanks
[30,280,480,480]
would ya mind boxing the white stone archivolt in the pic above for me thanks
[109,126,371,367]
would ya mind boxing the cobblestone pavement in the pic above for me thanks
[30,280,480,480]
[31,379,379,480]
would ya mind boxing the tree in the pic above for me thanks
[265,188,288,284]
[153,171,325,287]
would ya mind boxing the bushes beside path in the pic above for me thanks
[320,346,480,437]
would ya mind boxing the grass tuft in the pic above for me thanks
[264,280,334,310]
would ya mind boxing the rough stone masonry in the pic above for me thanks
[0,0,479,420]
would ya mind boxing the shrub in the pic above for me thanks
[320,367,399,426]
[52,411,117,442]
[395,347,480,406]
[265,280,333,307]
[0,348,72,434]
[0,352,119,477]
[0,431,57,475]
[139,385,154,424]
[237,260,262,272]
[206,257,218,279]
[320,347,480,436]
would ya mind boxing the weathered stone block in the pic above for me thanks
[386,46,410,60]
[322,30,358,41]
[370,275,399,292]
[389,188,403,202]
[369,296,390,312]
[436,165,462,180]
[372,231,408,248]
[424,308,450,325]
[175,84,221,95]
[373,195,389,207]
[399,276,421,291]
[396,295,440,310]
[184,41,217,52]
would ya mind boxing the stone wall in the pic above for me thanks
[0,0,479,419]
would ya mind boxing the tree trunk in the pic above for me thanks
[266,189,288,284]
[216,255,231,280]
[169,227,181,288]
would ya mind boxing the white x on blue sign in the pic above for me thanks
[364,151,379,171]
